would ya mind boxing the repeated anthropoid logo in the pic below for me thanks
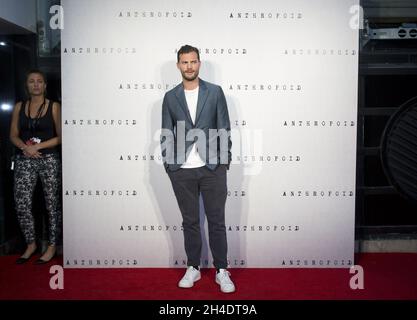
[116,9,303,22]
[63,46,247,56]
[176,47,248,56]
[281,258,353,267]
[63,120,305,174]
[117,10,193,19]
[65,258,139,267]
[283,120,356,128]
[63,189,247,199]
[119,224,300,234]
[63,47,246,56]
[61,39,357,58]
[171,258,353,268]
[63,119,137,126]
[63,187,353,200]
[228,11,303,20]
[64,258,244,268]
[63,119,356,129]
[64,189,138,197]
[117,82,303,93]
[281,190,354,198]
[174,258,246,267]
[283,48,357,56]
[119,153,302,167]
[63,47,137,55]
[227,83,301,92]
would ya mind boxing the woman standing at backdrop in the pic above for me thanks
[9,69,62,264]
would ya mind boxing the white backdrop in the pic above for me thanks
[62,0,359,268]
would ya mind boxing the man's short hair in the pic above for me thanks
[177,45,200,62]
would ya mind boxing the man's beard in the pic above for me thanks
[182,70,199,81]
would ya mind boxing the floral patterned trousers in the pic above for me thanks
[14,153,62,245]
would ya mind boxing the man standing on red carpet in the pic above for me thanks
[160,44,235,293]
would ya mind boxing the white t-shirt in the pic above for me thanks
[181,87,205,169]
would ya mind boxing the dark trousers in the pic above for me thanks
[168,165,228,269]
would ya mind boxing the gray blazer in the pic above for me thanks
[161,78,232,172]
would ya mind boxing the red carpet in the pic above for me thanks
[0,253,416,300]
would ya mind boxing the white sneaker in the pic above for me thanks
[178,266,201,288]
[215,269,235,293]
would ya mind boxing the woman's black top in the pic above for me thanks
[18,99,58,155]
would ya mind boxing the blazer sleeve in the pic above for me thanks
[161,94,175,172]
[216,86,232,169]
